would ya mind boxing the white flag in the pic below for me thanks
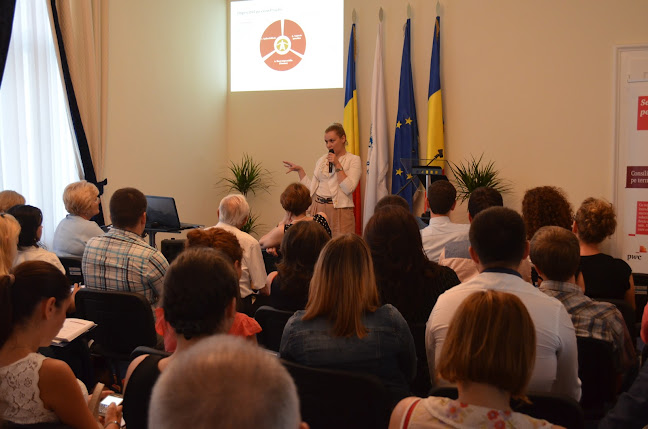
[362,21,389,230]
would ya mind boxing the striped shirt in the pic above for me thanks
[82,228,169,306]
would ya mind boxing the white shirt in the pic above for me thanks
[421,216,469,262]
[301,152,361,208]
[14,246,66,275]
[425,270,581,401]
[211,222,267,298]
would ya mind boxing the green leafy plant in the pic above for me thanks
[219,153,273,197]
[447,154,511,202]
[241,212,261,235]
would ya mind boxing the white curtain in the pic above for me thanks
[0,0,81,247]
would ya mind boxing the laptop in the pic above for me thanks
[145,196,202,231]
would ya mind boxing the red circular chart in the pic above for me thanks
[259,20,306,71]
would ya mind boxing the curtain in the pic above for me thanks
[0,0,17,87]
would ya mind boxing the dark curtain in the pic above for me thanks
[49,0,106,225]
[0,0,17,88]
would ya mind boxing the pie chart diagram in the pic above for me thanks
[260,20,306,71]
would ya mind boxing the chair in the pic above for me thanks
[598,298,637,340]
[254,305,295,352]
[58,256,84,285]
[576,336,617,419]
[429,387,584,429]
[408,321,431,397]
[130,345,171,360]
[282,360,391,429]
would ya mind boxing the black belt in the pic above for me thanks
[315,195,333,204]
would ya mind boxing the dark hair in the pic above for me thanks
[0,261,70,348]
[7,205,43,248]
[522,186,573,240]
[530,226,580,282]
[276,221,330,300]
[374,195,410,212]
[468,187,503,219]
[162,248,239,340]
[469,207,527,267]
[110,188,147,229]
[280,183,312,215]
[574,198,617,244]
[427,180,456,215]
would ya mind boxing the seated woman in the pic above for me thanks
[0,190,25,213]
[259,182,331,252]
[8,205,65,274]
[280,233,416,406]
[266,220,331,311]
[574,198,635,310]
[0,213,21,276]
[53,180,104,258]
[154,228,261,352]
[389,290,559,428]
[122,247,239,429]
[0,261,121,428]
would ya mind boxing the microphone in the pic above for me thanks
[329,149,334,173]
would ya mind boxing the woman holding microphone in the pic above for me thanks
[283,123,361,237]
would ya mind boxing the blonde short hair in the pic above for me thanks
[63,181,99,217]
[0,191,25,213]
[0,214,21,276]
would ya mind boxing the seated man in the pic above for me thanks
[420,180,469,262]
[209,194,268,315]
[148,335,308,429]
[426,207,581,401]
[532,226,636,373]
[82,187,169,306]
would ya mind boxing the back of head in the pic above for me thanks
[305,233,379,338]
[0,190,26,213]
[63,180,99,217]
[374,195,410,212]
[0,214,20,276]
[280,183,312,215]
[218,194,249,228]
[468,187,503,219]
[469,206,526,268]
[149,335,302,429]
[7,205,43,248]
[427,180,456,215]
[162,247,239,340]
[530,226,580,282]
[574,197,616,244]
[0,261,70,348]
[109,188,146,229]
[522,186,573,240]
[437,290,536,399]
[185,228,243,263]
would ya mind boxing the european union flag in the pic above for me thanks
[391,19,419,212]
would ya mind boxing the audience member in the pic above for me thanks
[0,190,25,213]
[420,180,469,262]
[0,213,20,276]
[0,261,121,428]
[280,233,416,406]
[266,220,331,311]
[209,194,268,315]
[364,205,459,325]
[82,188,169,307]
[426,207,581,400]
[8,205,65,274]
[374,194,428,229]
[391,290,558,428]
[149,335,309,429]
[598,359,648,429]
[573,197,636,310]
[259,182,331,252]
[122,248,238,429]
[532,226,636,373]
[52,180,104,258]
[522,185,573,240]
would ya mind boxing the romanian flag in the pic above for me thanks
[343,23,362,234]
[426,17,444,160]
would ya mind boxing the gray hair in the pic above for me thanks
[149,335,302,429]
[218,194,249,228]
[63,181,99,217]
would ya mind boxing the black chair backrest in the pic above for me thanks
[58,256,84,285]
[408,321,431,397]
[282,360,390,429]
[75,289,157,360]
[597,298,636,340]
[429,387,584,429]
[254,305,295,352]
[576,336,617,416]
[130,345,172,360]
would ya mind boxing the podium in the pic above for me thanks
[395,156,447,197]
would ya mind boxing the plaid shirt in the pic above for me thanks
[82,228,169,306]
[540,280,635,371]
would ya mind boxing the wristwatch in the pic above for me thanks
[335,167,343,173]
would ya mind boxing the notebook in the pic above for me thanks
[145,196,202,231]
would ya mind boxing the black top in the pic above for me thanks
[122,354,164,429]
[284,213,332,237]
[579,253,632,300]
[270,275,308,312]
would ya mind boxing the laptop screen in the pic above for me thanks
[145,196,181,229]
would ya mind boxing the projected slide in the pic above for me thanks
[231,0,343,92]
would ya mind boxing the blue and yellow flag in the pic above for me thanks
[343,23,362,233]
[391,19,419,211]
[427,17,444,160]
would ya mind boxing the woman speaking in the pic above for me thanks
[283,123,361,237]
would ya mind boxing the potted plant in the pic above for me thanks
[447,154,511,202]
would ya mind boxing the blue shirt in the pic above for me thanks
[53,214,104,258]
